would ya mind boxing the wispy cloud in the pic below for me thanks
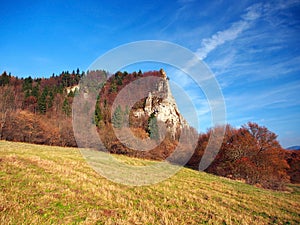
[226,80,300,111]
[196,3,262,60]
[168,0,300,146]
[197,0,300,62]
[196,0,300,61]
[160,5,187,33]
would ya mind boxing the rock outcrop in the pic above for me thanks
[134,69,188,139]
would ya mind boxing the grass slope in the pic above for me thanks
[0,141,299,224]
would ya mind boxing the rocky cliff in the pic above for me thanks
[132,69,188,139]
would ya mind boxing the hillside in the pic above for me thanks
[0,70,299,189]
[0,141,299,224]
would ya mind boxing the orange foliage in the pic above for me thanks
[188,123,290,190]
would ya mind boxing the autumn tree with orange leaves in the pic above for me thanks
[189,123,290,190]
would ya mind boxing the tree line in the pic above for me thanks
[0,70,299,190]
[187,123,295,189]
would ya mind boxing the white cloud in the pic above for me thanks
[196,3,263,60]
[225,80,300,113]
[242,3,262,20]
[196,0,300,61]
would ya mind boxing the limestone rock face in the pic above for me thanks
[144,92,152,115]
[135,69,188,139]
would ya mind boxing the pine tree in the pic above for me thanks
[31,85,40,99]
[94,101,102,126]
[22,76,33,91]
[123,105,130,127]
[47,90,54,109]
[148,114,159,140]
[110,82,117,93]
[38,88,47,114]
[115,71,123,85]
[112,105,123,128]
[138,69,142,76]
[62,98,71,116]
[0,71,10,86]
[25,89,31,98]
[124,105,130,115]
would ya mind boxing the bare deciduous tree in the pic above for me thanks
[0,86,15,139]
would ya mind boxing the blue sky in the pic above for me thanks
[0,0,299,147]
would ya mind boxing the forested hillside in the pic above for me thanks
[0,69,84,146]
[0,70,299,190]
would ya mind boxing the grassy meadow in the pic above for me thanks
[0,141,299,224]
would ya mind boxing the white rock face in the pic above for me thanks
[66,85,79,94]
[144,92,152,115]
[137,69,188,139]
[133,109,144,118]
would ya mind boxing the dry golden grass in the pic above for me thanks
[0,140,299,224]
